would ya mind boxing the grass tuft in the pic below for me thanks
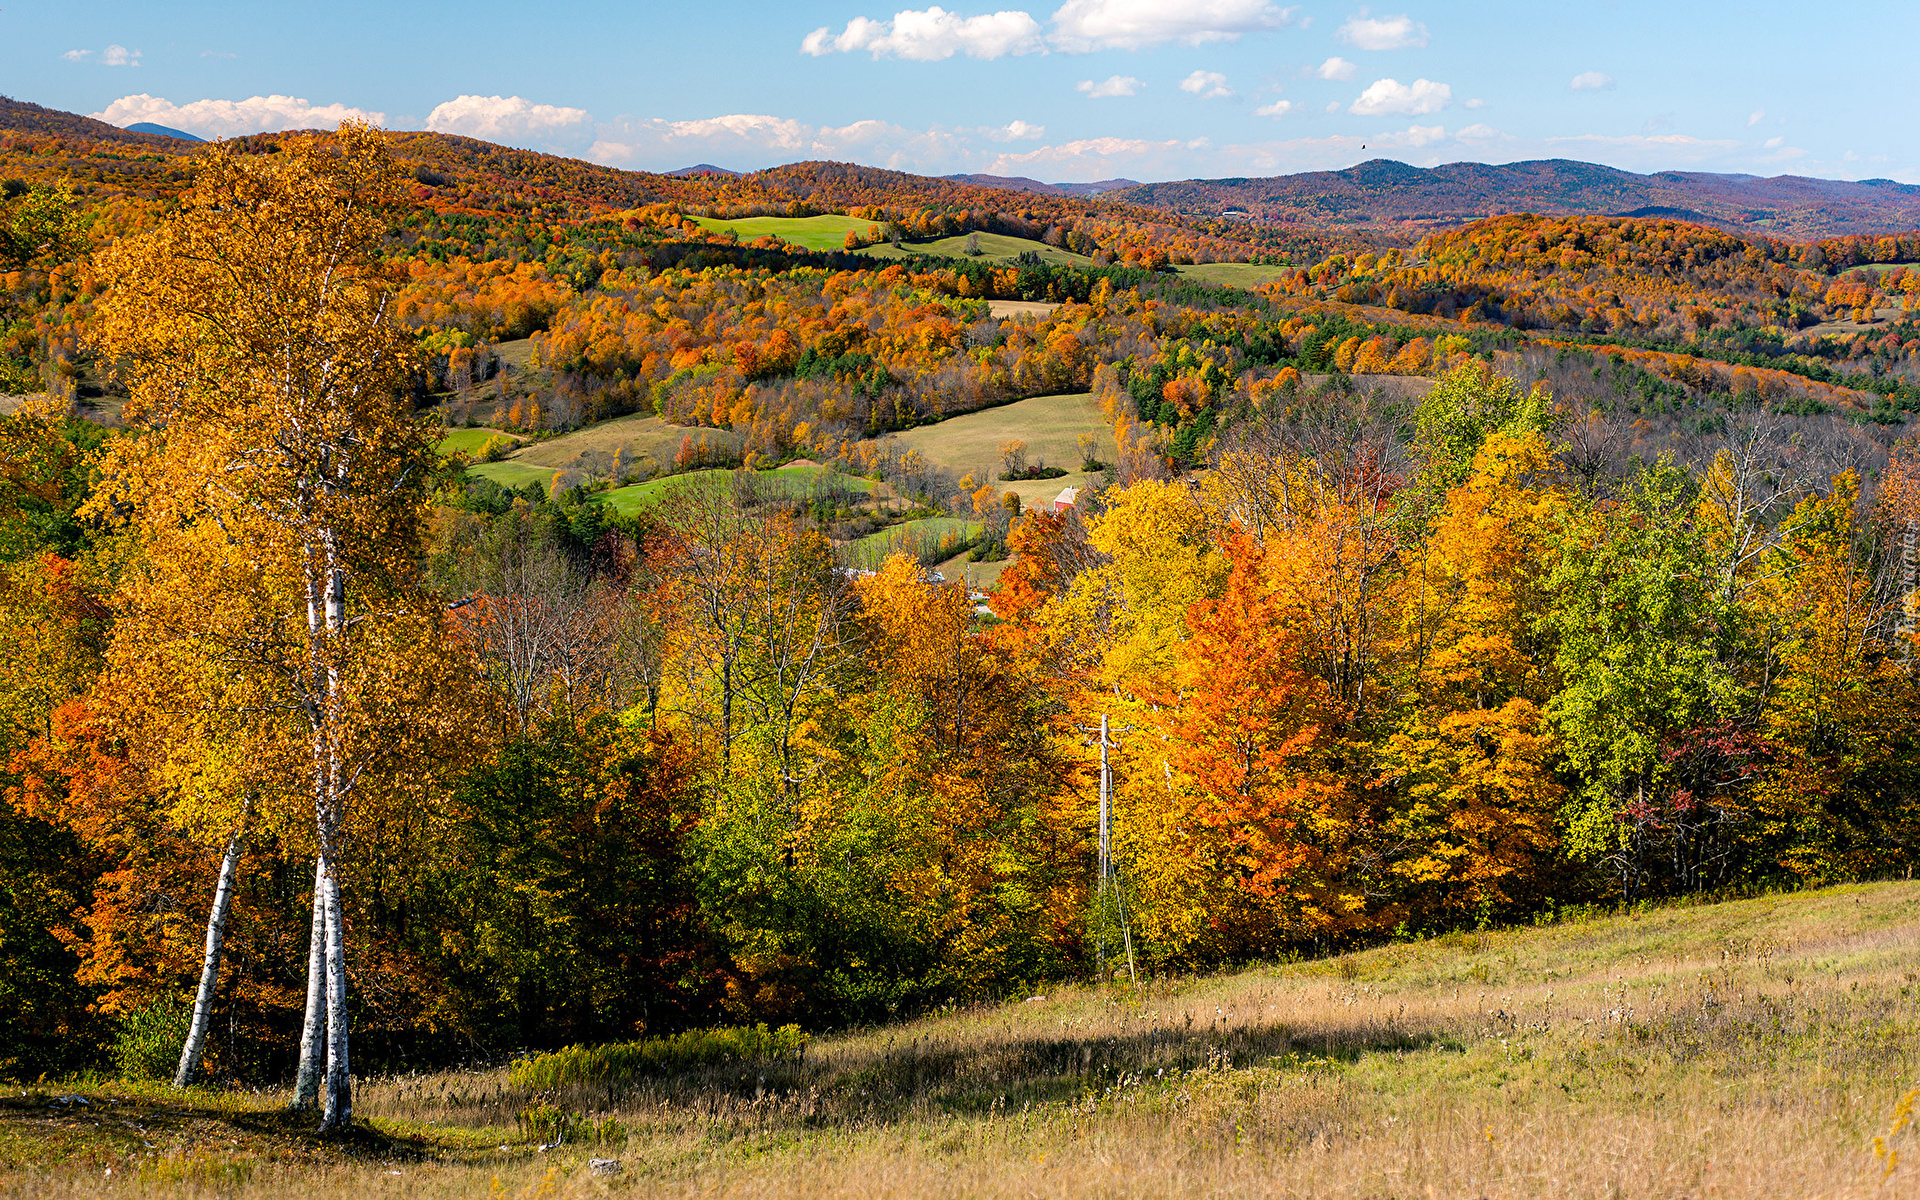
[507,1023,809,1091]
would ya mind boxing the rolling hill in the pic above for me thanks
[1117,157,1920,239]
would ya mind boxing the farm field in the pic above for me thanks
[465,458,558,492]
[859,230,1096,267]
[849,516,981,567]
[6,881,1915,1199]
[433,426,517,456]
[593,463,876,517]
[890,391,1116,510]
[691,213,875,250]
[508,411,732,471]
[1172,261,1294,290]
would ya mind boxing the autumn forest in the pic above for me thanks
[2,97,1920,1193]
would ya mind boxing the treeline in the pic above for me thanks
[5,127,1920,1107]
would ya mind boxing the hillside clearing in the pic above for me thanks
[1172,261,1294,290]
[859,231,1095,267]
[691,214,875,250]
[890,392,1116,510]
[5,881,1916,1198]
[594,464,875,517]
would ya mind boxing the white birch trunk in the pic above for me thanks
[290,856,328,1109]
[172,802,250,1089]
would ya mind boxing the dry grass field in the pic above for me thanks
[890,392,1116,510]
[4,881,1918,1198]
[1170,262,1294,290]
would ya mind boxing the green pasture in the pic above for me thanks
[594,464,876,517]
[435,427,517,457]
[1172,261,1293,289]
[692,213,878,250]
[468,460,559,492]
[859,230,1095,267]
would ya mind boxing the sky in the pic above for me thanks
[8,1,1918,185]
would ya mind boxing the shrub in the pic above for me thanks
[114,1000,190,1081]
[478,434,515,462]
[509,1023,808,1091]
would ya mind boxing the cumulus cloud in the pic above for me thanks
[1748,109,1765,126]
[1337,13,1426,51]
[1453,122,1504,142]
[92,94,386,138]
[802,0,1296,58]
[1179,70,1233,99]
[800,7,1045,58]
[64,45,142,66]
[1315,56,1356,81]
[1048,0,1297,52]
[426,95,593,144]
[1569,71,1613,91]
[1254,99,1293,118]
[1077,74,1143,97]
[1462,97,1486,109]
[1349,78,1450,116]
[987,119,1046,140]
[589,114,969,175]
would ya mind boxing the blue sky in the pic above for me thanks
[10,1,1916,184]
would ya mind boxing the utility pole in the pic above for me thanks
[1079,714,1136,985]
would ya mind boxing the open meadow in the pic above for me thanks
[889,391,1117,509]
[5,882,1917,1199]
[690,214,877,250]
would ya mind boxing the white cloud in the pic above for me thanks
[1077,74,1143,97]
[1569,71,1614,91]
[987,119,1046,140]
[1315,56,1356,81]
[801,7,1045,59]
[1763,136,1784,149]
[589,114,970,175]
[1453,122,1504,142]
[1049,0,1297,52]
[426,95,593,144]
[803,0,1296,58]
[1462,97,1486,109]
[92,94,386,139]
[1324,100,1340,113]
[1254,99,1293,118]
[1748,109,1765,126]
[1337,13,1426,50]
[101,44,142,67]
[1349,77,1450,116]
[1179,70,1233,99]
[1399,124,1446,147]
[62,49,90,62]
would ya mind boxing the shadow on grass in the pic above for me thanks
[531,1016,1439,1125]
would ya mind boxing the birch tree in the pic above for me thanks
[92,124,456,1132]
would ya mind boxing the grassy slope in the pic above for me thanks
[433,427,516,456]
[1172,261,1293,290]
[849,517,982,568]
[595,464,875,517]
[692,214,876,250]
[891,391,1116,510]
[859,231,1095,267]
[5,882,1917,1197]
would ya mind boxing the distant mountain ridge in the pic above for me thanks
[940,173,1140,198]
[125,122,205,142]
[1114,158,1920,239]
[0,95,182,147]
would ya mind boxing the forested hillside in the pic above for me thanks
[1119,157,1920,239]
[2,117,1919,1112]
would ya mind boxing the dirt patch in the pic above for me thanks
[989,300,1060,320]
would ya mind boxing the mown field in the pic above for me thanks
[859,229,1096,267]
[690,214,876,250]
[5,882,1917,1198]
[592,463,875,517]
[890,391,1116,509]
